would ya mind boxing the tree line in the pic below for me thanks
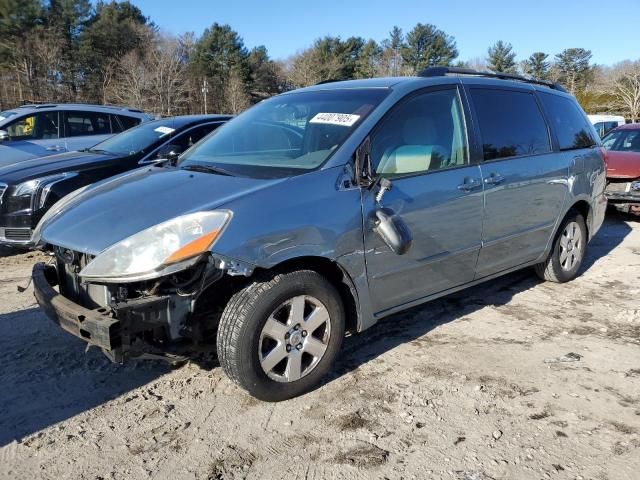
[1,0,639,120]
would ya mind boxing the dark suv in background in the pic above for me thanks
[0,115,230,246]
[0,104,154,165]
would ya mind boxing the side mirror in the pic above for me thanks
[0,129,9,142]
[156,144,183,162]
[373,207,413,255]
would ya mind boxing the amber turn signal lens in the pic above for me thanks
[164,229,221,265]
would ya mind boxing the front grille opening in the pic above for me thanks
[5,228,31,241]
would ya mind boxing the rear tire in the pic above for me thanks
[534,210,587,283]
[217,269,345,401]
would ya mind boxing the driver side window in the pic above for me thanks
[372,88,468,176]
[6,112,59,141]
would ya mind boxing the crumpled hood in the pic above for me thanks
[40,166,286,254]
[604,150,640,179]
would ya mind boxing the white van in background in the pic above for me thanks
[588,114,626,137]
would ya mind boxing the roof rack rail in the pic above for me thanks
[418,66,568,93]
[315,78,342,85]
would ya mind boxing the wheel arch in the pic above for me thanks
[259,256,361,335]
[568,198,592,240]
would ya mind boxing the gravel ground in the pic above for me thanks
[0,212,639,480]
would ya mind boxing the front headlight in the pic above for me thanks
[13,172,78,209]
[79,210,232,282]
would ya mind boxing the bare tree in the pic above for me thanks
[108,51,147,109]
[147,34,189,116]
[603,61,640,121]
[286,47,343,88]
[224,68,250,114]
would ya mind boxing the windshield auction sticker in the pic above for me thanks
[154,126,175,135]
[309,113,361,127]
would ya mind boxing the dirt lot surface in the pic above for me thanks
[1,213,639,480]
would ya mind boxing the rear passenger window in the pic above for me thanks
[372,88,468,176]
[116,115,141,131]
[64,111,111,137]
[539,92,595,150]
[470,89,551,161]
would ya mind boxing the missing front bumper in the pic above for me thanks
[32,262,121,352]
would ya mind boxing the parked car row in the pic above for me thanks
[17,67,608,401]
[588,114,626,138]
[601,123,640,213]
[0,115,230,246]
[0,103,154,165]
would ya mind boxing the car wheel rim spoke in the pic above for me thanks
[304,305,330,334]
[288,295,306,326]
[258,294,332,383]
[260,343,288,372]
[302,336,327,358]
[559,249,568,265]
[262,317,289,340]
[284,352,303,381]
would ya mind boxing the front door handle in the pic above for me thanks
[484,173,505,185]
[46,145,65,152]
[457,177,482,192]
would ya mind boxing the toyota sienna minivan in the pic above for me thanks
[31,68,607,401]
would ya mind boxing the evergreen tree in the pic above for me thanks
[79,1,151,102]
[354,39,382,78]
[522,51,549,79]
[401,23,458,74]
[487,40,517,73]
[554,48,593,94]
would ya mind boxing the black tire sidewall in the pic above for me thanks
[227,271,345,401]
[549,213,587,282]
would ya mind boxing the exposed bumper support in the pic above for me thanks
[605,192,640,203]
[32,262,121,352]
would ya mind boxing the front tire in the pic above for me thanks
[217,269,345,401]
[534,210,587,283]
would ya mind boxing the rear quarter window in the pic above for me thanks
[470,88,551,161]
[116,115,142,131]
[539,92,596,150]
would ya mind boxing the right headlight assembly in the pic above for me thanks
[79,210,232,283]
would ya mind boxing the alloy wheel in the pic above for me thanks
[559,220,583,271]
[258,295,331,383]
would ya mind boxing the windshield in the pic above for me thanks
[602,129,640,152]
[0,110,18,122]
[179,89,388,178]
[90,119,180,156]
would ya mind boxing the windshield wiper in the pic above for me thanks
[180,164,235,176]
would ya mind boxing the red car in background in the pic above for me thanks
[602,124,640,213]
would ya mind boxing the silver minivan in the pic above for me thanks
[32,68,607,401]
[0,104,153,166]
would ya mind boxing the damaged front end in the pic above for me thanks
[33,247,253,363]
[605,178,640,214]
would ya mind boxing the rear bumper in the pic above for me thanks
[32,262,120,352]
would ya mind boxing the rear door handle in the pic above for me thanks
[46,145,65,152]
[484,173,505,185]
[457,177,482,192]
